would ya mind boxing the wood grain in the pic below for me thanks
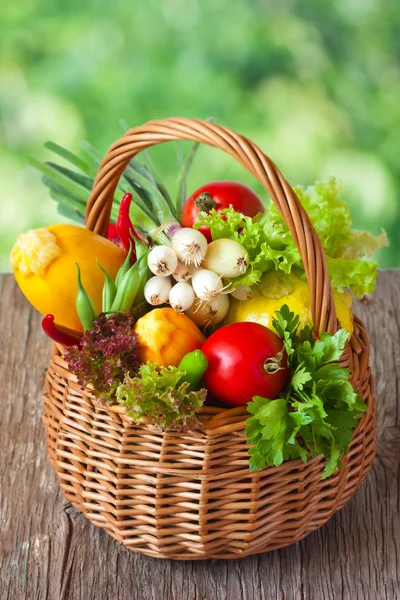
[0,271,399,600]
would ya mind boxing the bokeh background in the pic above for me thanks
[1,0,398,272]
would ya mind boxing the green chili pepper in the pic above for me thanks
[96,259,117,313]
[111,245,150,313]
[110,250,148,313]
[135,239,148,261]
[133,240,151,306]
[75,263,97,330]
[178,350,208,391]
[114,241,133,288]
[134,265,150,306]
[110,263,141,313]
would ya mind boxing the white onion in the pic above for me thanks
[203,238,248,278]
[186,295,230,327]
[191,268,223,301]
[144,276,172,306]
[172,262,196,282]
[171,228,208,267]
[231,284,253,301]
[169,282,195,312]
[148,245,178,277]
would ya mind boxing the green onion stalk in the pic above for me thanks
[28,120,212,245]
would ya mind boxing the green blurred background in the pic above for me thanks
[1,0,398,272]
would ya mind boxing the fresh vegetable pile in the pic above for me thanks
[10,131,388,477]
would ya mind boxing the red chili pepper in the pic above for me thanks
[116,193,141,261]
[42,314,82,347]
[107,223,120,245]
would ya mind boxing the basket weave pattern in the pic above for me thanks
[43,118,376,559]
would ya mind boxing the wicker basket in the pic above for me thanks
[42,118,376,560]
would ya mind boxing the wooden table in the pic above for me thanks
[1,272,399,600]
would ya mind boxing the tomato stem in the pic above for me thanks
[263,350,285,374]
[194,192,217,213]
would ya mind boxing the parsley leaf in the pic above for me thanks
[246,305,367,479]
[291,366,312,391]
[312,329,349,366]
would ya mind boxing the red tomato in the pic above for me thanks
[201,322,289,407]
[181,181,265,242]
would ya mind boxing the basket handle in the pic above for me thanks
[86,117,338,335]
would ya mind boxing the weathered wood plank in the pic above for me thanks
[0,271,399,600]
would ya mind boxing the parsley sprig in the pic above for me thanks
[246,306,367,478]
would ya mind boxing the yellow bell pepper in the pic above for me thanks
[134,308,205,367]
[224,272,354,334]
[10,224,126,331]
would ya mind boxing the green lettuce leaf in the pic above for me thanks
[116,363,206,431]
[264,178,388,295]
[332,229,388,260]
[196,178,388,297]
[293,178,352,255]
[327,257,379,295]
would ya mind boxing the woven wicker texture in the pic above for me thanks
[43,118,376,559]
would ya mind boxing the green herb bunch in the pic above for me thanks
[246,306,367,478]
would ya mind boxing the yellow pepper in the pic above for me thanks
[134,308,205,367]
[10,224,126,332]
[224,272,354,334]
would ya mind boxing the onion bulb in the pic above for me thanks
[144,276,172,306]
[191,268,224,302]
[186,295,230,327]
[169,282,195,313]
[203,238,248,278]
[231,284,253,301]
[171,228,208,267]
[148,246,178,277]
[172,262,196,282]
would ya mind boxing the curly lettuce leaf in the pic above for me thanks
[116,362,206,431]
[195,206,247,242]
[264,177,388,295]
[293,178,352,255]
[196,207,300,287]
[64,312,140,402]
[332,229,388,260]
[253,242,300,275]
[327,257,378,295]
[196,178,388,297]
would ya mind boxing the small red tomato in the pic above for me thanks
[181,181,265,242]
[201,322,289,407]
